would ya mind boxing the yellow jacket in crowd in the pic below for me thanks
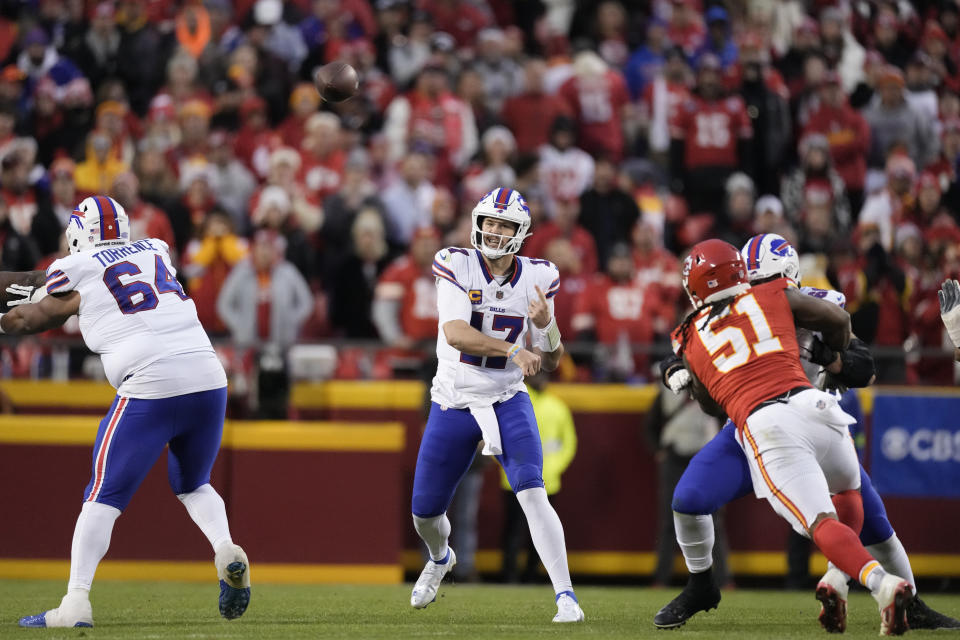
[501,385,577,495]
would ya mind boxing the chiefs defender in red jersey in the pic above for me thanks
[671,240,913,636]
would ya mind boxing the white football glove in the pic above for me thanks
[667,368,691,395]
[6,283,48,307]
[940,279,960,348]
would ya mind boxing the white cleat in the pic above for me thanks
[553,591,585,623]
[410,549,456,609]
[873,574,913,636]
[816,567,850,633]
[19,591,93,628]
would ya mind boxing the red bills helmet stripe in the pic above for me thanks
[494,188,512,209]
[94,195,121,241]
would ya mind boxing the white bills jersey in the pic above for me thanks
[797,285,847,383]
[430,247,560,408]
[45,238,226,397]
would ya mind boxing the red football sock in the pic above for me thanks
[812,517,875,584]
[831,490,864,535]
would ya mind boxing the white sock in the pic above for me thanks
[674,512,714,573]
[516,487,573,596]
[867,534,917,595]
[413,513,451,563]
[67,501,121,592]
[826,561,851,584]
[861,561,889,593]
[177,484,233,553]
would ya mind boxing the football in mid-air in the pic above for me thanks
[314,62,359,103]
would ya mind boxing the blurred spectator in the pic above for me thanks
[73,129,129,197]
[502,59,571,155]
[694,6,737,70]
[776,17,821,99]
[116,0,168,115]
[134,137,179,207]
[860,152,916,252]
[752,195,785,235]
[322,147,381,271]
[624,17,668,99]
[631,218,681,335]
[383,61,478,187]
[904,53,939,127]
[299,0,369,69]
[300,112,345,204]
[871,9,910,70]
[169,159,220,251]
[207,130,256,233]
[500,370,577,583]
[591,1,630,68]
[170,99,212,175]
[329,208,391,338]
[47,157,77,230]
[796,181,838,256]
[278,83,321,147]
[717,172,757,249]
[781,133,851,231]
[927,118,960,215]
[263,146,323,236]
[387,9,433,88]
[111,171,177,251]
[578,156,639,269]
[17,26,82,88]
[158,51,212,114]
[735,33,791,196]
[525,196,598,276]
[381,151,435,248]
[670,54,752,219]
[0,194,41,271]
[863,65,937,172]
[543,237,588,340]
[372,226,440,349]
[538,115,594,216]
[252,184,315,280]
[558,51,630,161]
[456,65,498,145]
[849,49,886,110]
[234,95,275,179]
[0,147,56,259]
[462,126,517,205]
[95,100,135,166]
[185,209,249,333]
[419,0,490,48]
[247,0,307,75]
[68,2,120,91]
[906,172,953,229]
[572,243,656,380]
[473,28,523,115]
[667,0,705,58]
[819,6,865,94]
[804,71,871,212]
[637,45,691,162]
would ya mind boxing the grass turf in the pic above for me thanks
[0,580,958,639]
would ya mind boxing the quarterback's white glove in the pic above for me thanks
[6,283,47,307]
[939,279,960,348]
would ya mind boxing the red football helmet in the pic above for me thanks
[682,239,750,308]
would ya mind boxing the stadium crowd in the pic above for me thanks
[1,0,959,388]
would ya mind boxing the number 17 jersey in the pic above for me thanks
[45,238,225,396]
[671,278,811,429]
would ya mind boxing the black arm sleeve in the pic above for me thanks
[831,338,876,389]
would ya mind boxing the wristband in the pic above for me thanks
[506,344,521,361]
[0,312,6,334]
[539,316,562,352]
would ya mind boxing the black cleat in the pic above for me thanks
[906,597,960,630]
[653,574,722,630]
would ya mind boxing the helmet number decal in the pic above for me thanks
[695,293,783,373]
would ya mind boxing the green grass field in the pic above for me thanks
[0,580,958,639]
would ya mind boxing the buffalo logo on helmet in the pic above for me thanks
[769,238,794,258]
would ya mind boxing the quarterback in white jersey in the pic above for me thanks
[410,187,584,623]
[3,196,250,628]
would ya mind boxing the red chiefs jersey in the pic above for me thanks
[128,202,176,251]
[558,70,630,161]
[671,95,752,170]
[573,274,656,345]
[671,278,811,429]
[376,255,438,341]
[300,149,345,202]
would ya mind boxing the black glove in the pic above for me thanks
[807,336,839,368]
[659,354,684,389]
[834,338,875,389]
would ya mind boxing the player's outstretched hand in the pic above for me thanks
[6,283,45,307]
[528,286,551,329]
[939,279,960,348]
[512,348,541,376]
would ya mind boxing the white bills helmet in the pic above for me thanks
[470,187,532,259]
[66,196,130,255]
[741,233,801,286]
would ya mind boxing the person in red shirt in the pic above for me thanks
[925,117,960,214]
[523,197,598,275]
[502,58,572,154]
[670,53,752,219]
[418,0,490,47]
[666,0,705,59]
[233,95,277,180]
[110,170,177,253]
[299,112,346,204]
[542,236,588,342]
[557,51,630,162]
[638,45,692,160]
[572,243,658,378]
[804,71,871,213]
[372,226,441,351]
[632,219,682,335]
[277,83,320,148]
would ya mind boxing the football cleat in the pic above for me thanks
[653,574,722,629]
[215,543,251,620]
[410,548,456,609]
[906,596,960,629]
[553,591,585,623]
[19,592,93,628]
[873,574,913,636]
[815,568,849,633]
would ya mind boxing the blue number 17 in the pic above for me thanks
[459,312,525,369]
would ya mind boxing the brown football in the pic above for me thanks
[314,62,359,103]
